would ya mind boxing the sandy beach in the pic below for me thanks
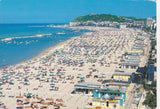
[0,26,150,109]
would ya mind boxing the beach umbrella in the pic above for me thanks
[57,72,61,74]
[51,86,54,88]
[89,72,92,74]
[78,74,81,75]
[15,74,19,76]
[55,104,61,107]
[31,101,37,104]
[48,98,54,101]
[44,71,47,73]
[102,74,105,75]
[58,99,64,102]
[51,80,54,82]
[67,75,71,77]
[80,62,84,65]
[43,102,50,105]
[10,79,14,81]
[52,75,56,77]
[5,78,9,80]
[17,96,23,98]
[24,106,31,108]
[50,72,54,73]
[47,78,50,80]
[80,77,85,80]
[25,80,29,82]
[27,93,32,95]
[99,76,102,78]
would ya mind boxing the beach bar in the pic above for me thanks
[74,82,102,95]
[93,87,128,100]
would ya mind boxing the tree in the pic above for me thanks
[143,89,157,109]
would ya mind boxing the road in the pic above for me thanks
[124,84,136,109]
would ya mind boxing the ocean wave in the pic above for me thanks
[0,33,52,42]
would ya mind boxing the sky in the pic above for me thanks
[0,0,156,23]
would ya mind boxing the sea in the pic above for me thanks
[0,24,91,68]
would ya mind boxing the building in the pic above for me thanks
[112,71,133,81]
[120,58,140,69]
[147,64,155,82]
[117,24,126,29]
[145,18,155,27]
[133,21,145,26]
[93,87,128,101]
[102,79,132,91]
[69,22,81,26]
[92,95,123,108]
[74,82,102,95]
[126,50,144,56]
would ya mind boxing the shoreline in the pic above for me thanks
[0,28,91,69]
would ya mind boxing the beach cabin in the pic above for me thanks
[112,71,133,81]
[102,79,132,91]
[92,96,124,108]
[120,58,140,69]
[74,82,102,95]
[127,50,144,56]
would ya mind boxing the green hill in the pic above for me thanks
[73,14,146,22]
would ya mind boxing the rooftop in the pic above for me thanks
[102,78,131,84]
[74,82,102,88]
[113,71,133,76]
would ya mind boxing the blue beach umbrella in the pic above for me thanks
[80,77,85,80]
[10,79,14,81]
[27,93,32,95]
[51,80,54,82]
[51,86,54,88]
[25,80,29,82]
[5,78,9,80]
[15,74,19,76]
[44,71,47,73]
[67,75,71,77]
